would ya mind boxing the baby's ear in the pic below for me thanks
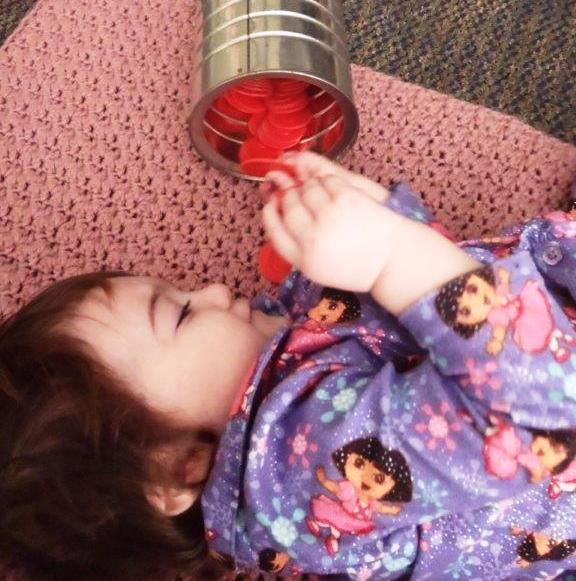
[145,482,197,516]
[145,438,214,516]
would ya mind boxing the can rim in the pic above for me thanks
[189,72,359,181]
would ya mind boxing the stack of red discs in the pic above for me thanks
[258,241,292,284]
[257,161,301,284]
[232,78,312,177]
[203,78,344,282]
[208,77,341,178]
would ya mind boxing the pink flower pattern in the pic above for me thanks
[287,424,318,469]
[415,402,462,451]
[253,433,268,459]
[459,358,502,398]
[357,326,387,356]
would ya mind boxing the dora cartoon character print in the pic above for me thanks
[483,418,576,492]
[278,288,362,370]
[435,265,576,362]
[258,548,291,574]
[307,287,361,326]
[528,428,576,499]
[512,527,576,568]
[306,437,412,555]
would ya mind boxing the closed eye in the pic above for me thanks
[176,301,191,329]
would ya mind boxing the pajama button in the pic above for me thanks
[542,242,564,266]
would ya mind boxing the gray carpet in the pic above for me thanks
[1,0,575,143]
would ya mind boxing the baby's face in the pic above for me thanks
[67,276,283,434]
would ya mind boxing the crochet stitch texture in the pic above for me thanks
[0,0,575,321]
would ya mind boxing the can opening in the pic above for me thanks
[202,76,344,178]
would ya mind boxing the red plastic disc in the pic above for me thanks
[224,89,267,114]
[212,96,251,121]
[240,158,300,178]
[248,111,267,136]
[273,79,309,94]
[267,93,310,114]
[205,108,248,140]
[267,108,313,130]
[238,138,282,164]
[234,79,275,98]
[258,242,292,284]
[257,118,306,149]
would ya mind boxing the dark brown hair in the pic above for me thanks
[0,272,225,581]
[434,266,496,339]
[318,287,361,322]
[517,532,576,563]
[529,428,576,475]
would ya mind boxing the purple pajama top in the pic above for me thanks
[201,183,576,580]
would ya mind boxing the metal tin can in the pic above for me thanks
[189,0,359,180]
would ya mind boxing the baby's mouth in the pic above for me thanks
[361,483,370,491]
[231,297,252,322]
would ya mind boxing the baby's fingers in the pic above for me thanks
[281,151,343,181]
[282,151,389,204]
[260,170,298,202]
[262,196,300,265]
[281,188,316,242]
[314,173,366,203]
[299,177,332,218]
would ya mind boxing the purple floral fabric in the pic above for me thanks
[201,184,576,580]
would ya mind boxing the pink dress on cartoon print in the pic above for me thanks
[311,480,377,535]
[483,422,546,480]
[488,280,554,354]
[284,319,339,355]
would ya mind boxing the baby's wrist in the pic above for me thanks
[365,207,407,289]
[370,219,481,315]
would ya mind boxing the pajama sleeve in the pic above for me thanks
[204,181,576,577]
[399,250,576,431]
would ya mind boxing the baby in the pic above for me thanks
[1,151,576,580]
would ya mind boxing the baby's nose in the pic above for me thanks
[200,283,233,309]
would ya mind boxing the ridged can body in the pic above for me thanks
[189,0,359,179]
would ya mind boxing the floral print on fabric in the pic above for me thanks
[202,182,576,579]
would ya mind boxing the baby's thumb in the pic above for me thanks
[349,173,390,204]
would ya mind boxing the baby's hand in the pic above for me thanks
[261,155,402,293]
[267,151,390,203]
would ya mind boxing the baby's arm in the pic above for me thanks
[262,152,480,315]
[369,213,480,315]
[263,153,576,429]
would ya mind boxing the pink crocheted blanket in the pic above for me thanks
[1,0,575,320]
